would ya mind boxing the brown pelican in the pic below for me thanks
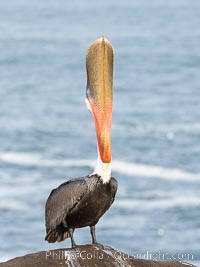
[45,36,117,247]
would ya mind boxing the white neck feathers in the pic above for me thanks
[91,153,112,183]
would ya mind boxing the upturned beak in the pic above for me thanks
[86,36,114,163]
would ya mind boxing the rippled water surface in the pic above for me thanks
[0,0,200,266]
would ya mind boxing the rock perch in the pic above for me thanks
[0,245,196,267]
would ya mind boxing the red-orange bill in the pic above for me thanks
[86,37,114,163]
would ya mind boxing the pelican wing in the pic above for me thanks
[45,178,88,232]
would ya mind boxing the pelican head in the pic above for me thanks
[85,36,114,183]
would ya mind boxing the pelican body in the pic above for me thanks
[45,37,117,247]
[45,175,117,245]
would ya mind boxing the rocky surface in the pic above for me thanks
[0,244,196,267]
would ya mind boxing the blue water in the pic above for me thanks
[0,0,200,266]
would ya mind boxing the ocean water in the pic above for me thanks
[0,0,200,266]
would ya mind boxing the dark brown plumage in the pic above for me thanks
[45,174,117,247]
